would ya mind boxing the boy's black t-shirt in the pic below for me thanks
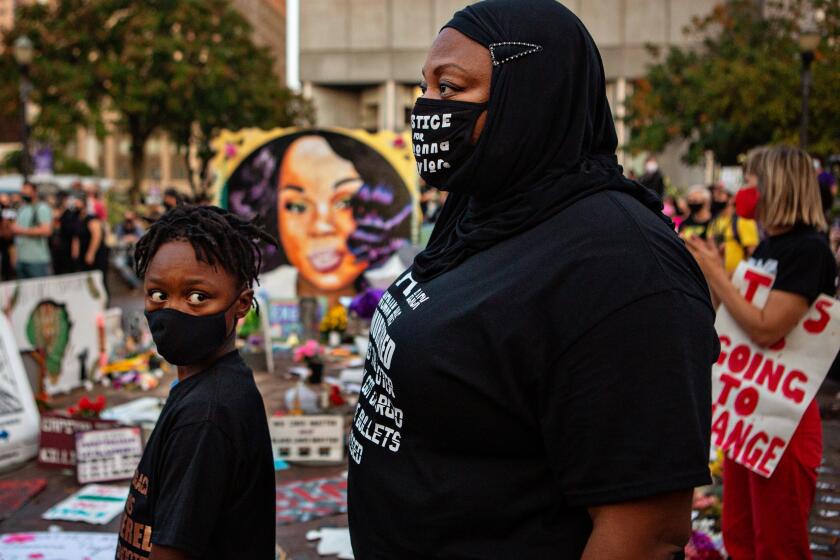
[748,224,837,303]
[116,351,275,560]
[348,191,719,559]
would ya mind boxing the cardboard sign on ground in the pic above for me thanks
[276,477,348,525]
[0,532,118,560]
[38,414,118,468]
[75,426,143,484]
[41,484,127,525]
[712,263,840,477]
[269,415,344,462]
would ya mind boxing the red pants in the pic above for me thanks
[722,400,822,560]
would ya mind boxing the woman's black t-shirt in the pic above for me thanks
[748,224,837,302]
[348,191,719,559]
[115,351,275,560]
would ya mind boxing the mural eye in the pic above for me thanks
[284,201,309,214]
[187,293,207,304]
[334,197,352,210]
[149,291,166,303]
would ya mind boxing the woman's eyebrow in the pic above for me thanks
[281,184,304,192]
[433,62,468,76]
[334,177,362,190]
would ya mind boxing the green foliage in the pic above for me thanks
[625,0,840,165]
[2,0,312,200]
[1,149,95,176]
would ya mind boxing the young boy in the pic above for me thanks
[116,206,277,560]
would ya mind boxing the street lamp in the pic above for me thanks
[13,36,34,182]
[798,24,820,150]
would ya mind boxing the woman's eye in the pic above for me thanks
[284,201,309,214]
[149,291,166,303]
[419,81,427,94]
[334,197,352,211]
[187,293,207,304]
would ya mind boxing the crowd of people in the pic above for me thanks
[0,182,195,298]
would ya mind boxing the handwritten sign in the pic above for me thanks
[712,263,840,477]
[75,427,143,484]
[41,484,127,525]
[270,415,344,462]
[0,531,118,560]
[0,313,40,471]
[38,414,117,468]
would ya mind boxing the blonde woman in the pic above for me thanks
[688,144,836,559]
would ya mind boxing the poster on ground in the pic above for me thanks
[711,263,840,477]
[0,532,117,560]
[41,484,127,525]
[0,313,40,472]
[210,128,419,301]
[0,272,106,395]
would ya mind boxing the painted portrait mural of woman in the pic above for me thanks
[221,129,416,304]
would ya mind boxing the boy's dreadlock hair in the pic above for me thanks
[135,205,279,291]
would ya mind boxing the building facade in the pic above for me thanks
[299,0,721,187]
[0,0,286,194]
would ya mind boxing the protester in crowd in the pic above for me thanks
[709,183,729,218]
[639,155,666,198]
[678,184,713,239]
[707,186,760,275]
[70,193,109,290]
[687,145,834,559]
[348,2,718,558]
[118,205,277,560]
[112,210,144,289]
[84,181,107,222]
[51,192,81,275]
[162,187,183,211]
[816,159,837,223]
[0,193,15,280]
[11,182,52,279]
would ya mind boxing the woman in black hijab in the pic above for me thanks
[348,1,718,558]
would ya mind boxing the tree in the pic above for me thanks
[159,0,313,196]
[4,0,311,201]
[625,0,840,165]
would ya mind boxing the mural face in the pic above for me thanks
[222,129,416,298]
[277,136,368,292]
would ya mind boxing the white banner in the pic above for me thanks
[712,263,840,477]
[0,313,39,471]
[0,272,106,395]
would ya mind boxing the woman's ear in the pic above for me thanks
[236,289,255,319]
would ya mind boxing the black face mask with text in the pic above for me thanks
[411,97,487,192]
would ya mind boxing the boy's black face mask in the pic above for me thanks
[411,97,487,192]
[145,297,239,366]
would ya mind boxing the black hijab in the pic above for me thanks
[412,0,667,282]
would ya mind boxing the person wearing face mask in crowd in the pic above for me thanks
[11,182,53,279]
[709,184,729,218]
[678,185,713,240]
[112,210,145,289]
[347,1,718,558]
[639,156,665,198]
[707,186,760,275]
[116,205,277,560]
[51,192,82,275]
[688,145,835,560]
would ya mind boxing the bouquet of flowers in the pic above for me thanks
[684,530,724,560]
[320,306,348,335]
[349,289,384,321]
[293,340,324,367]
[68,395,106,418]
